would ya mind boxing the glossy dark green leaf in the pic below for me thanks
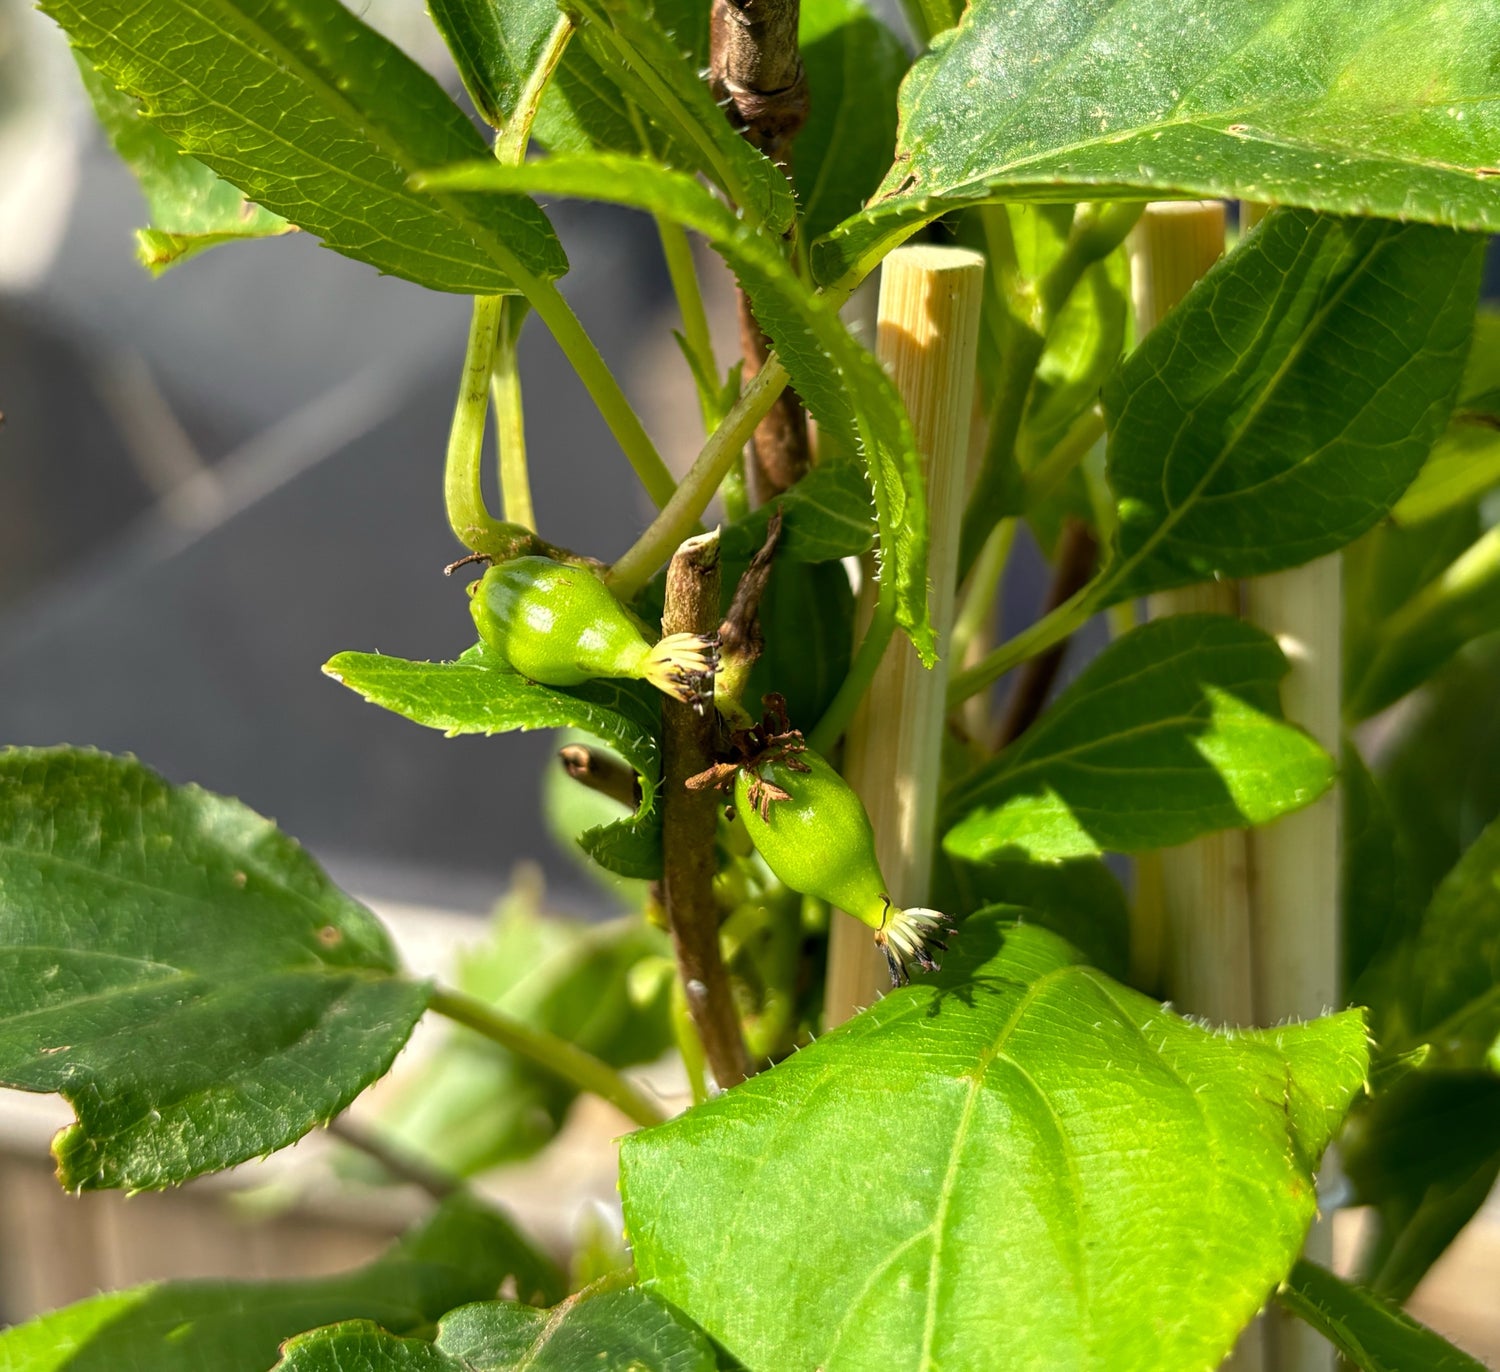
[40,0,566,294]
[1101,210,1482,602]
[1276,1260,1485,1372]
[374,899,671,1177]
[1358,816,1500,1070]
[0,1196,561,1372]
[1393,307,1500,525]
[794,0,909,248]
[0,748,428,1191]
[1343,1072,1500,1302]
[622,917,1368,1372]
[942,615,1334,863]
[812,0,1500,286]
[274,1287,718,1371]
[427,0,559,130]
[72,51,290,273]
[718,461,875,565]
[324,646,663,880]
[419,155,934,661]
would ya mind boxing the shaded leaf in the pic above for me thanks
[942,615,1334,864]
[274,1287,717,1370]
[718,461,875,565]
[374,897,671,1177]
[40,0,566,294]
[795,0,909,248]
[1343,1072,1500,1302]
[1276,1260,1485,1372]
[1358,815,1500,1070]
[420,155,934,660]
[0,748,427,1191]
[1342,745,1420,995]
[743,559,855,730]
[622,918,1368,1372]
[1101,209,1482,602]
[72,51,290,273]
[813,0,1500,286]
[0,1196,562,1372]
[324,646,663,880]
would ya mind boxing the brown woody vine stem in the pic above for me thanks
[661,530,752,1089]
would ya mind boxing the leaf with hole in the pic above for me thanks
[0,748,428,1191]
[0,1196,562,1372]
[1100,209,1482,602]
[812,0,1500,286]
[40,0,566,294]
[621,917,1368,1371]
[324,645,663,880]
[943,614,1334,864]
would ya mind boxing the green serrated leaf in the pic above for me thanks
[560,0,794,232]
[1276,1260,1486,1372]
[942,614,1334,863]
[323,646,663,880]
[274,1288,718,1371]
[795,0,909,248]
[1343,1071,1500,1302]
[0,1195,562,1372]
[812,0,1500,286]
[428,0,560,130]
[374,898,671,1177]
[417,155,934,660]
[1100,209,1482,602]
[72,51,290,273]
[0,748,427,1191]
[622,917,1368,1372]
[40,0,566,294]
[718,461,876,565]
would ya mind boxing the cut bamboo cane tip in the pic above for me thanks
[1129,201,1226,336]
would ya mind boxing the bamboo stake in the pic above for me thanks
[1240,199,1342,1372]
[1132,200,1266,1372]
[824,245,986,1025]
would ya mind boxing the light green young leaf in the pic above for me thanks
[622,918,1368,1372]
[0,748,428,1192]
[795,0,909,248]
[559,0,794,231]
[72,52,290,273]
[419,155,934,660]
[0,1196,562,1372]
[373,899,671,1177]
[324,646,663,880]
[1276,1260,1486,1372]
[942,614,1334,864]
[1393,307,1500,525]
[813,0,1500,286]
[40,0,566,294]
[1343,1071,1500,1302]
[274,1288,717,1371]
[1358,816,1500,1070]
[1101,209,1482,603]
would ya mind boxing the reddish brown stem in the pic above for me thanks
[661,532,752,1089]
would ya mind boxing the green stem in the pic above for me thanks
[495,13,573,165]
[428,984,667,1129]
[950,517,1015,665]
[491,299,535,529]
[658,216,722,432]
[946,578,1100,709]
[608,356,789,597]
[808,580,897,754]
[1025,403,1106,508]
